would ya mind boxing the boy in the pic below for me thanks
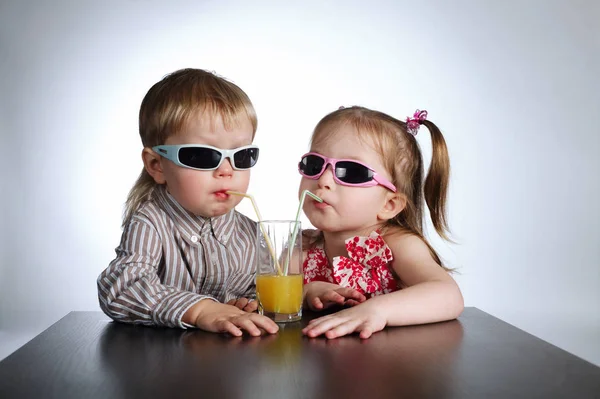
[97,69,278,337]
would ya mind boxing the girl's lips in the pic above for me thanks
[314,201,331,210]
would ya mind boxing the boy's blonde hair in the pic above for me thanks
[307,106,451,270]
[123,68,257,225]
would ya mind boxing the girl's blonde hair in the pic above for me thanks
[306,106,452,270]
[123,68,257,225]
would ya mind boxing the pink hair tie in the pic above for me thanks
[406,109,428,136]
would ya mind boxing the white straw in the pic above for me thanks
[283,190,322,275]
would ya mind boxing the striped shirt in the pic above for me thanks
[97,185,258,328]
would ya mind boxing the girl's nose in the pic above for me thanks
[317,165,335,190]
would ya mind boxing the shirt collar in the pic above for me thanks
[153,185,236,246]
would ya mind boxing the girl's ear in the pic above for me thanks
[142,148,167,184]
[377,192,406,222]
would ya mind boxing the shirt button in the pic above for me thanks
[190,235,198,243]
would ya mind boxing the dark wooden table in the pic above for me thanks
[0,308,598,398]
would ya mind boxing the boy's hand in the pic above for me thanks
[304,281,366,311]
[227,298,258,312]
[193,300,278,337]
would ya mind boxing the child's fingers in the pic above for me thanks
[302,315,330,332]
[219,320,243,337]
[250,314,279,334]
[338,288,366,302]
[358,326,374,339]
[235,318,262,337]
[325,320,362,339]
[226,299,243,309]
[344,299,360,307]
[303,316,345,338]
[234,298,250,310]
[243,300,258,312]
[310,297,324,310]
[322,291,345,304]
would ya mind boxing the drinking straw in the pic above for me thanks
[226,191,283,275]
[283,190,322,275]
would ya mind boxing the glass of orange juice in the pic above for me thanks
[256,220,303,323]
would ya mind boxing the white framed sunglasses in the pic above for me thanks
[152,144,259,171]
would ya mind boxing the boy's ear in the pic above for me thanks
[142,148,167,184]
[377,192,406,222]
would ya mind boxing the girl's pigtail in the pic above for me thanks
[420,119,451,241]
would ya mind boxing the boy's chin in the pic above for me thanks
[195,204,235,218]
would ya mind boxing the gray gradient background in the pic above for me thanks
[1,0,598,365]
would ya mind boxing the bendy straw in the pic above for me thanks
[283,190,322,275]
[226,191,283,275]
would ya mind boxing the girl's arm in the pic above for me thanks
[302,233,463,339]
[373,233,464,326]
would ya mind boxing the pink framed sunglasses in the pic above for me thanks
[298,152,397,192]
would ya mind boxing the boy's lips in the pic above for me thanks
[214,190,230,200]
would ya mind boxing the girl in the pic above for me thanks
[300,106,464,339]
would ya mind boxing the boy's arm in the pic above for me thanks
[97,215,216,328]
[241,279,257,301]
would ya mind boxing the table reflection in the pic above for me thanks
[99,315,463,399]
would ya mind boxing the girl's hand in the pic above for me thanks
[304,281,366,311]
[226,297,258,312]
[193,300,278,337]
[302,301,386,339]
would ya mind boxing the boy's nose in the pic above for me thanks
[317,165,335,190]
[215,158,233,177]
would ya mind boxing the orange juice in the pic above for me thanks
[256,274,303,315]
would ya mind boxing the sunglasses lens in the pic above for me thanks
[335,161,374,184]
[233,147,259,169]
[178,147,222,169]
[299,155,325,176]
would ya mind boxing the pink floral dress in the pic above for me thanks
[303,230,399,298]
